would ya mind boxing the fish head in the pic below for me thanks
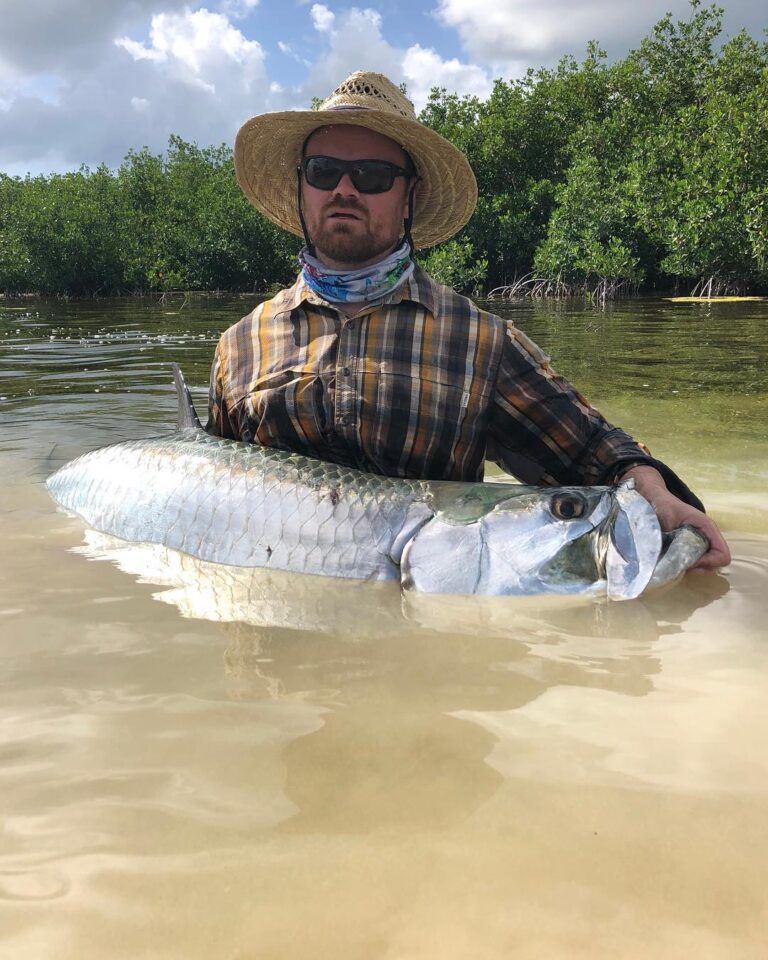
[400,480,665,599]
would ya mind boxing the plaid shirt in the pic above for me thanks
[206,266,656,485]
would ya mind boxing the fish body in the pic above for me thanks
[48,430,431,580]
[46,367,707,600]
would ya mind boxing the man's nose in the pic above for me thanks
[332,172,360,196]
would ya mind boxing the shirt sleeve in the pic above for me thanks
[204,339,239,440]
[487,321,658,486]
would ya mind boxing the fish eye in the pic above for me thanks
[550,492,586,521]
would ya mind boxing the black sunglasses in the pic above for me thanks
[299,155,414,194]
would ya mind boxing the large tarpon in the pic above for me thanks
[46,365,708,600]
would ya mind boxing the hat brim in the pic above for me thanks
[234,109,477,249]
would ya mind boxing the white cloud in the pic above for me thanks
[437,0,566,59]
[0,0,190,76]
[300,6,491,112]
[402,44,493,105]
[0,57,21,102]
[0,6,272,173]
[117,37,166,64]
[433,0,768,70]
[436,0,627,64]
[276,40,311,68]
[301,9,395,98]
[115,8,265,94]
[218,0,260,18]
[310,4,336,32]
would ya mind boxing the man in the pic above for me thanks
[207,70,729,570]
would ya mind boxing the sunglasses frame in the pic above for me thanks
[299,155,415,194]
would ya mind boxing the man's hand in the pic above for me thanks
[621,465,731,571]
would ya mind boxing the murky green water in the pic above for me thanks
[1,295,767,959]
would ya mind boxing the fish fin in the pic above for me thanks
[172,363,202,430]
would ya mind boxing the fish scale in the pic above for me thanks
[48,430,433,580]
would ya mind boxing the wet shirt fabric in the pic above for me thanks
[206,267,658,486]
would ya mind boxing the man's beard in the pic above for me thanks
[309,201,401,266]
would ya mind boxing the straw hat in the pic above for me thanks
[234,71,478,249]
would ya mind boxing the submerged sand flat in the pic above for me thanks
[1,295,767,959]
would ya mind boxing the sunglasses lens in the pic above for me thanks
[303,158,400,193]
[351,163,395,193]
[304,157,344,190]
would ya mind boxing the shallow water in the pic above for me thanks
[1,294,767,959]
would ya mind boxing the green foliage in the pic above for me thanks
[119,136,297,292]
[0,175,28,292]
[533,150,645,285]
[422,2,767,295]
[417,238,488,294]
[636,28,768,288]
[1,137,298,295]
[1,166,125,295]
[421,45,615,288]
[1,2,765,296]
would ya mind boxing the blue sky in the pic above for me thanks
[0,0,763,176]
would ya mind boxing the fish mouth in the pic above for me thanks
[645,524,709,592]
[598,481,711,599]
[600,481,663,599]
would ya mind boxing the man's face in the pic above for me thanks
[300,125,413,270]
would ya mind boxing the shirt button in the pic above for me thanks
[341,366,351,377]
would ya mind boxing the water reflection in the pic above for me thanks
[77,530,728,644]
[70,533,730,832]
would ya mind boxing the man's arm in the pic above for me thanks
[488,321,729,570]
[488,322,663,486]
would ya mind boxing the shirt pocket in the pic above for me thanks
[373,359,492,424]
[364,364,494,478]
[244,371,329,449]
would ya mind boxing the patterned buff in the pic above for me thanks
[299,241,415,305]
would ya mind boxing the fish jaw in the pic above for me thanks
[602,481,663,600]
[400,487,615,596]
[644,524,709,592]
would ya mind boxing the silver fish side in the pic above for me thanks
[47,430,434,581]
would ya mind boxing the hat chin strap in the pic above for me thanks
[403,180,417,254]
[295,169,420,261]
[296,168,316,257]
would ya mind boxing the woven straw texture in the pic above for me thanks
[234,71,477,249]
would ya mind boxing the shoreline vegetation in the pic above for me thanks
[1,3,766,301]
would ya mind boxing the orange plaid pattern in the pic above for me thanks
[207,267,656,485]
